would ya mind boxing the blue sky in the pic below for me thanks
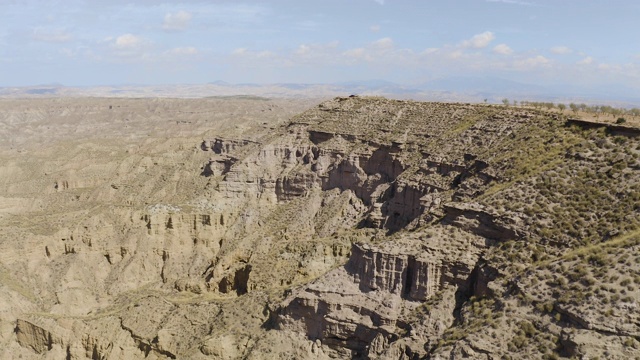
[1,0,639,90]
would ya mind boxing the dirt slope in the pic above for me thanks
[0,96,638,359]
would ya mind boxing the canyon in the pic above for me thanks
[0,96,638,359]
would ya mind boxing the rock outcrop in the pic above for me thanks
[1,96,639,359]
[277,225,487,358]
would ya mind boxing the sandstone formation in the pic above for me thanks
[0,96,638,359]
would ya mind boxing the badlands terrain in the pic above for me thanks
[0,95,639,359]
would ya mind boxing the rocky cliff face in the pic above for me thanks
[1,96,639,359]
[277,233,484,358]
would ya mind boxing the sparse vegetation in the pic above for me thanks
[1,96,638,359]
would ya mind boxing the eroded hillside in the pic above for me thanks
[0,96,638,359]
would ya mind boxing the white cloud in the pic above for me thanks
[32,28,72,43]
[449,50,465,59]
[290,41,341,65]
[339,37,410,65]
[550,46,572,55]
[372,0,384,4]
[227,47,289,68]
[226,35,610,85]
[372,37,394,50]
[344,48,366,59]
[256,51,275,59]
[232,48,248,56]
[105,34,153,62]
[230,48,275,59]
[493,44,513,55]
[577,56,594,65]
[515,55,551,69]
[166,47,198,56]
[163,11,193,31]
[114,34,143,49]
[293,41,339,57]
[370,25,381,32]
[461,31,495,49]
[295,44,311,56]
[596,63,624,74]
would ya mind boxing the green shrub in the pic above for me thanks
[511,335,528,349]
[624,337,637,348]
[520,321,536,337]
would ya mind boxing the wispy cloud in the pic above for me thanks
[292,42,361,66]
[372,37,394,50]
[32,28,73,43]
[372,0,385,4]
[514,55,551,69]
[461,31,495,49]
[550,46,572,55]
[340,37,413,65]
[221,35,639,90]
[577,56,594,65]
[162,10,192,31]
[231,48,278,61]
[105,34,153,61]
[113,34,144,49]
[493,44,513,55]
[232,38,402,69]
[165,47,198,56]
[293,41,339,58]
[232,48,248,56]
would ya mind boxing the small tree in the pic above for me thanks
[558,103,566,112]
[502,98,510,106]
[616,117,626,124]
[601,105,613,117]
[569,103,579,114]
[610,108,623,119]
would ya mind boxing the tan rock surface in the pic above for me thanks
[0,96,638,359]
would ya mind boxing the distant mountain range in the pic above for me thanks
[2,78,639,107]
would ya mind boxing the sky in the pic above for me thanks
[1,0,639,91]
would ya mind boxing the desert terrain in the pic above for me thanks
[0,95,639,359]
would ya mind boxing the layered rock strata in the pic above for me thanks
[2,96,638,359]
